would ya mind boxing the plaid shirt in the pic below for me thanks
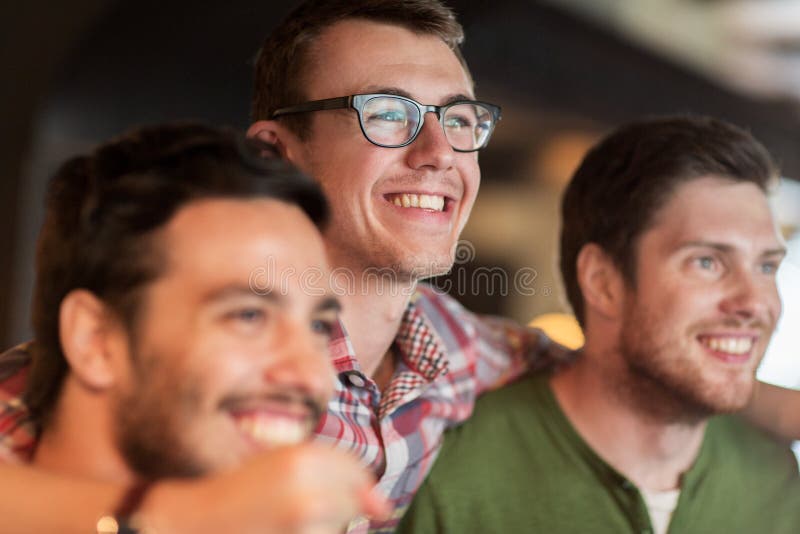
[0,284,564,532]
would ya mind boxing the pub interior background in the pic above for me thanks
[2,1,799,412]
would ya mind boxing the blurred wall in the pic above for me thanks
[1,1,112,348]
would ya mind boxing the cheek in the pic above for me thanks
[460,157,480,193]
[314,160,372,207]
[179,337,256,396]
[665,292,711,327]
[309,133,376,186]
[629,285,692,336]
[454,160,480,227]
[768,289,783,323]
[638,263,704,314]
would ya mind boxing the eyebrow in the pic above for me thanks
[201,285,281,305]
[316,297,342,314]
[359,86,475,105]
[679,241,787,258]
[204,286,342,314]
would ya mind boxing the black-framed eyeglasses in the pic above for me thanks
[271,93,501,152]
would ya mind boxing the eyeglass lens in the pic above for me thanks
[360,96,494,151]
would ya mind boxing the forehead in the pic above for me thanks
[160,198,329,293]
[647,176,781,253]
[304,18,474,103]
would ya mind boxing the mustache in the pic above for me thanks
[694,315,774,334]
[218,391,325,427]
[383,172,462,193]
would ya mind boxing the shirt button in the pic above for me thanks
[620,480,635,491]
[348,373,366,388]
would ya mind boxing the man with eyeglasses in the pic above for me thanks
[245,2,555,532]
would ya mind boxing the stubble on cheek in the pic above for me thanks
[113,356,208,479]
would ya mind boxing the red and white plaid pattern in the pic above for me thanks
[0,342,35,464]
[315,285,563,532]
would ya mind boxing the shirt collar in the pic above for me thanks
[329,290,449,382]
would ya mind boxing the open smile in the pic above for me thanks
[231,410,314,449]
[697,333,758,364]
[223,395,321,450]
[384,192,449,212]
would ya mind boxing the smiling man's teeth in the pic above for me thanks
[389,193,445,211]
[700,336,753,355]
[235,416,310,448]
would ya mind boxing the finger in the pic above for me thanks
[358,485,390,521]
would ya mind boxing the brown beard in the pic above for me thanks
[112,349,207,479]
[615,338,714,426]
[613,296,759,425]
[112,345,324,480]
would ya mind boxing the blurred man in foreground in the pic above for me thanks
[400,116,800,533]
[16,122,386,533]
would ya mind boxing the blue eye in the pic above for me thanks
[229,309,265,323]
[761,262,779,275]
[696,256,716,270]
[371,110,407,123]
[311,319,334,337]
[443,115,471,130]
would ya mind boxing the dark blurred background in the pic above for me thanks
[2,1,799,386]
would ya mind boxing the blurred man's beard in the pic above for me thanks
[615,299,758,425]
[111,350,325,479]
[112,355,206,479]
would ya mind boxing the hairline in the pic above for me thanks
[260,14,474,132]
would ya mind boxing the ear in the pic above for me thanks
[247,120,309,171]
[576,243,626,321]
[58,290,127,391]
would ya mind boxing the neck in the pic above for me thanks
[33,376,136,484]
[550,342,707,491]
[332,266,416,379]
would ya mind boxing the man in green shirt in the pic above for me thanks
[400,115,800,534]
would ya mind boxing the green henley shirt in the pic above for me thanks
[399,372,800,533]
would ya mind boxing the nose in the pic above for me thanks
[262,318,336,408]
[405,112,455,171]
[718,267,781,328]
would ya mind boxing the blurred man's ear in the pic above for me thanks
[247,120,310,173]
[58,290,126,391]
[576,243,626,322]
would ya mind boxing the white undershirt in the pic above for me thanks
[640,487,681,534]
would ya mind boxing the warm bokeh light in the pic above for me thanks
[529,312,585,350]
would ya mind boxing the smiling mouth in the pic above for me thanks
[385,193,447,212]
[697,335,755,358]
[224,394,322,450]
[232,412,314,449]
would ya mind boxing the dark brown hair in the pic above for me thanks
[559,115,777,326]
[27,122,328,424]
[251,0,469,138]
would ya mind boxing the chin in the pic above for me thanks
[360,240,457,284]
[415,247,458,277]
[677,370,754,416]
[704,382,756,414]
[407,258,455,281]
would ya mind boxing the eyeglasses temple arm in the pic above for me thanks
[271,96,353,118]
